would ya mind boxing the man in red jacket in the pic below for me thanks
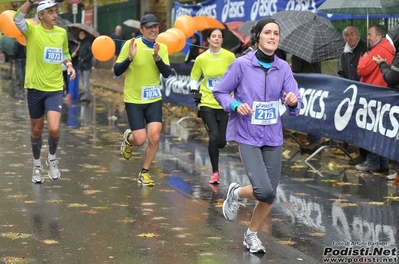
[357,24,395,86]
[356,24,395,174]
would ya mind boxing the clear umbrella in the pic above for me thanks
[123,19,140,29]
[318,0,399,30]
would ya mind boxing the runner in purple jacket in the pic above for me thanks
[213,17,302,254]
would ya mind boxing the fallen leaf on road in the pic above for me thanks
[138,233,156,238]
[292,178,314,182]
[80,209,100,214]
[279,238,295,245]
[67,203,88,208]
[83,190,102,195]
[282,150,291,159]
[1,232,31,240]
[118,219,135,223]
[46,199,64,203]
[291,163,305,170]
[337,203,358,207]
[333,182,361,186]
[159,189,175,193]
[3,257,31,263]
[367,202,385,205]
[310,231,326,237]
[41,239,59,244]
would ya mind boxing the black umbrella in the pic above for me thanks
[67,23,99,43]
[271,10,345,63]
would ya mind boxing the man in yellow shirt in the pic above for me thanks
[115,14,171,187]
[14,0,76,183]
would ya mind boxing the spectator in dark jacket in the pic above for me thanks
[338,26,367,81]
[13,40,26,94]
[76,30,93,103]
[185,33,202,63]
[338,26,368,165]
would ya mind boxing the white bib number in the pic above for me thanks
[206,77,221,90]
[141,85,161,100]
[251,101,278,125]
[43,47,63,64]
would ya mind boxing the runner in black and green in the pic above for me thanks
[114,14,171,187]
[14,0,76,183]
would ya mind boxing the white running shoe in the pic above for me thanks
[46,159,60,180]
[222,182,240,221]
[32,165,44,183]
[243,232,266,254]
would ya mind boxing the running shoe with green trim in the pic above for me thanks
[121,129,132,160]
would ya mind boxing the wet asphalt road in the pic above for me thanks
[0,73,399,264]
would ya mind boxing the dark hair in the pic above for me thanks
[254,18,279,42]
[371,24,386,37]
[249,24,256,46]
[207,28,224,38]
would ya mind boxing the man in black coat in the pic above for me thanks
[76,30,93,103]
[337,26,368,165]
[338,26,368,80]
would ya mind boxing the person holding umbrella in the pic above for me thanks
[213,18,301,253]
[74,30,93,103]
[13,0,76,183]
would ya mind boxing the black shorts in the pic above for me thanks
[125,100,162,131]
[27,89,63,119]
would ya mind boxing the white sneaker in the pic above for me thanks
[243,232,266,254]
[222,182,240,221]
[386,172,398,181]
[46,159,60,180]
[32,165,44,183]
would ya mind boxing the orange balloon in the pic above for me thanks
[173,15,196,38]
[16,34,26,46]
[156,32,180,55]
[92,35,115,61]
[166,28,187,53]
[0,10,21,38]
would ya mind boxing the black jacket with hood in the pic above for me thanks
[379,26,399,89]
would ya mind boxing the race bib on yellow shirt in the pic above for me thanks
[251,101,278,125]
[141,85,161,100]
[206,77,222,90]
[43,47,63,64]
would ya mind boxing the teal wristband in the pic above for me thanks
[230,99,242,112]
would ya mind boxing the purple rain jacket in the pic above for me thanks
[213,51,302,147]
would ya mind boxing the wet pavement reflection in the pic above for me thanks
[0,74,398,264]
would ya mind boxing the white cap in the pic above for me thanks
[36,0,57,14]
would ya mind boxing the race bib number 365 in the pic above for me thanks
[251,101,278,125]
[43,47,63,64]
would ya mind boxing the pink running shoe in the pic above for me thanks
[209,171,220,184]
